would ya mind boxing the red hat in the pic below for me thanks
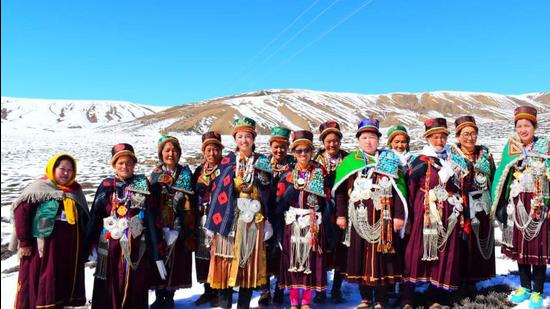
[319,121,342,141]
[111,143,137,166]
[454,116,478,135]
[201,131,224,151]
[290,130,314,151]
[423,118,450,138]
[514,106,537,125]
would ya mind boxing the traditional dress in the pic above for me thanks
[452,144,496,282]
[491,135,549,266]
[88,174,161,309]
[403,145,464,290]
[149,163,196,289]
[333,149,407,288]
[314,148,348,272]
[193,161,221,283]
[276,161,331,291]
[206,152,273,290]
[12,154,89,309]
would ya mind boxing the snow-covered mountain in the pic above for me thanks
[132,89,550,135]
[1,97,167,131]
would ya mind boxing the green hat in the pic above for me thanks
[386,124,409,145]
[270,127,291,144]
[232,117,257,137]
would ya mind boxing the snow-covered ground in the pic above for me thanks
[1,120,549,308]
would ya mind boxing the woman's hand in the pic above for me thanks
[18,246,32,258]
[336,216,347,230]
[393,218,404,232]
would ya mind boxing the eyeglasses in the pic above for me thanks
[294,148,312,155]
[460,132,478,138]
[57,167,74,174]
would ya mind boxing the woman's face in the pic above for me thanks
[54,159,75,186]
[270,141,288,162]
[323,133,341,157]
[390,134,409,153]
[203,144,222,165]
[358,132,379,155]
[162,142,180,168]
[293,145,313,167]
[427,133,448,151]
[114,155,135,180]
[457,126,478,149]
[235,132,255,154]
[515,119,536,145]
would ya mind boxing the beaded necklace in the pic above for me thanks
[321,151,343,173]
[201,162,219,185]
[112,176,130,217]
[271,156,290,173]
[293,163,312,190]
[236,152,255,190]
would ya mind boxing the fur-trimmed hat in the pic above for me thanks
[319,120,342,141]
[454,116,478,135]
[422,118,450,138]
[158,135,181,162]
[386,124,409,145]
[201,131,224,151]
[232,117,257,138]
[270,127,291,144]
[356,117,381,138]
[290,130,314,151]
[514,105,537,125]
[111,143,137,166]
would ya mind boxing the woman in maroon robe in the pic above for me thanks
[88,143,164,309]
[402,118,464,309]
[312,121,348,303]
[276,130,332,309]
[149,136,197,308]
[12,153,89,309]
[451,116,496,291]
[192,131,224,307]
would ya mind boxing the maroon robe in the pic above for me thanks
[403,156,462,290]
[335,173,405,286]
[459,146,496,282]
[14,201,87,309]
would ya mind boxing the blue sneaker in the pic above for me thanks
[528,292,543,308]
[510,287,531,303]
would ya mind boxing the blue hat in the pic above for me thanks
[356,117,381,138]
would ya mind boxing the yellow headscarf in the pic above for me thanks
[45,153,78,224]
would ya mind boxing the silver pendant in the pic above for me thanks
[355,178,370,191]
[131,193,146,209]
[129,215,144,239]
[297,178,306,186]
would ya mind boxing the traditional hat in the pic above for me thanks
[269,127,291,144]
[356,117,381,138]
[514,105,537,125]
[232,117,257,137]
[290,130,314,151]
[111,143,137,166]
[201,131,224,151]
[422,118,450,138]
[319,120,342,141]
[158,135,181,161]
[454,116,478,135]
[386,124,410,145]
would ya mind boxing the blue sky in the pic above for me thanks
[2,0,549,106]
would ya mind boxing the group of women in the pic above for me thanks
[10,105,549,309]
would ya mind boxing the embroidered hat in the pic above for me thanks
[201,131,224,151]
[111,143,137,166]
[269,127,291,144]
[232,117,257,138]
[422,118,450,138]
[356,117,381,138]
[158,135,181,162]
[386,124,410,145]
[514,105,537,125]
[454,116,478,135]
[290,130,314,151]
[319,120,343,141]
